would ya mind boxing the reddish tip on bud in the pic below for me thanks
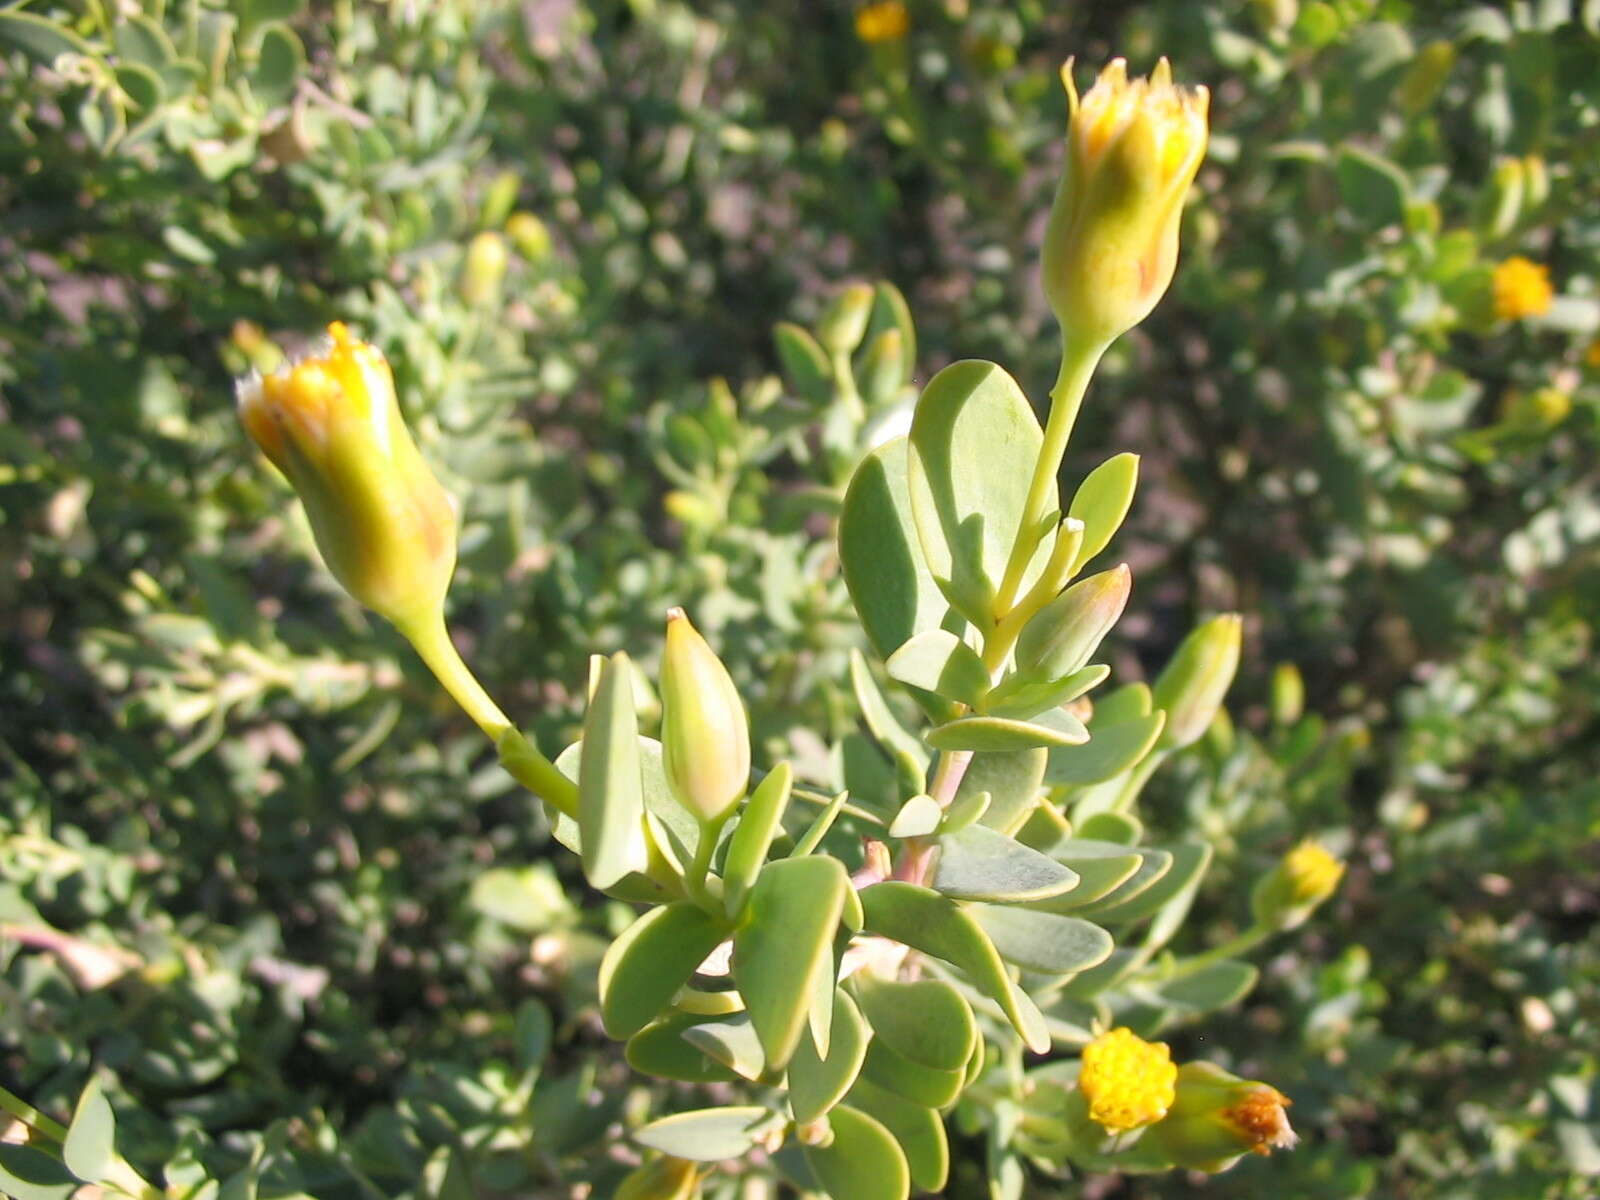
[1148,1061,1297,1172]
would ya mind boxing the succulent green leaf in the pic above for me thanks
[853,975,976,1071]
[681,1013,768,1081]
[1075,810,1143,845]
[626,1013,739,1083]
[926,709,1088,752]
[788,989,870,1123]
[1067,453,1139,572]
[1156,960,1260,1012]
[1092,682,1153,724]
[846,1078,949,1193]
[774,322,833,403]
[859,329,906,407]
[600,902,728,1039]
[251,23,303,109]
[1030,839,1144,907]
[860,1038,966,1108]
[722,763,793,916]
[115,62,166,112]
[556,735,698,891]
[862,281,917,380]
[1136,842,1215,949]
[966,749,1048,835]
[1090,843,1210,926]
[859,881,1050,1052]
[1044,712,1166,786]
[803,1107,910,1200]
[734,856,849,1070]
[0,11,93,66]
[0,1144,77,1200]
[62,1077,116,1183]
[840,449,953,681]
[970,906,1114,975]
[886,630,989,707]
[938,789,990,834]
[907,361,1053,629]
[633,1107,776,1162]
[932,825,1081,902]
[982,663,1109,720]
[578,653,650,889]
[888,794,942,838]
[850,651,931,775]
[1063,846,1172,916]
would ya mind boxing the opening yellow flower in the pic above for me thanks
[1283,839,1344,905]
[1492,256,1553,321]
[855,1,909,45]
[1078,1027,1177,1133]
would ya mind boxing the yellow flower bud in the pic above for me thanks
[854,1,910,44]
[1251,838,1344,929]
[506,211,552,263]
[1492,256,1553,321]
[1041,58,1209,352]
[460,231,509,306]
[660,608,751,825]
[1147,1061,1297,1172]
[1078,1026,1177,1134]
[238,322,456,631]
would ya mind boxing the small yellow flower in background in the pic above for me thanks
[238,322,457,633]
[1252,838,1344,929]
[1148,1061,1297,1172]
[1041,58,1210,352]
[1078,1027,1177,1133]
[855,1,910,44]
[1492,256,1554,321]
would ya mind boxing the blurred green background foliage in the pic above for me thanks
[1,0,1598,1196]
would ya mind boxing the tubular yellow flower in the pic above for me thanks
[855,1,909,44]
[1148,1061,1297,1172]
[1041,58,1209,352]
[1492,256,1553,321]
[1078,1027,1177,1134]
[238,322,456,632]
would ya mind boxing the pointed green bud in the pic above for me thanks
[1251,838,1344,930]
[506,212,551,262]
[858,328,906,407]
[1147,1062,1297,1173]
[1016,564,1132,680]
[460,231,509,305]
[1152,613,1241,751]
[1270,662,1304,726]
[660,608,751,825]
[816,282,876,357]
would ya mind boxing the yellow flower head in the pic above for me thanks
[238,323,457,631]
[855,1,909,44]
[1492,256,1553,321]
[1041,58,1210,351]
[1079,1027,1177,1133]
[1283,839,1344,906]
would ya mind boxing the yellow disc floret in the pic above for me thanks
[1492,256,1553,321]
[1079,1027,1177,1133]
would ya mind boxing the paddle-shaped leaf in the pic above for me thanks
[860,1038,966,1107]
[682,1013,768,1081]
[1044,711,1166,786]
[854,975,976,1071]
[840,439,950,661]
[859,882,1050,1052]
[722,763,793,917]
[1067,452,1139,572]
[847,1078,950,1193]
[907,361,1053,629]
[803,1107,911,1200]
[578,653,650,888]
[734,856,849,1070]
[970,906,1114,975]
[634,1107,777,1162]
[626,1014,739,1084]
[1155,960,1259,1012]
[788,989,870,1123]
[926,709,1088,752]
[886,631,989,707]
[933,825,1080,902]
[599,902,728,1039]
[966,748,1048,834]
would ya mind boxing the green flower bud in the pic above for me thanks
[1147,1061,1297,1173]
[1152,613,1242,751]
[506,211,551,263]
[1015,564,1132,680]
[615,1156,701,1200]
[1478,157,1524,240]
[1041,58,1209,353]
[816,283,876,357]
[1270,662,1304,726]
[1251,838,1344,930]
[238,322,456,632]
[460,231,509,306]
[660,608,751,825]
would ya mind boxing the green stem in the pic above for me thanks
[992,338,1105,621]
[0,1085,67,1143]
[1162,924,1273,978]
[401,614,579,818]
[685,819,720,907]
